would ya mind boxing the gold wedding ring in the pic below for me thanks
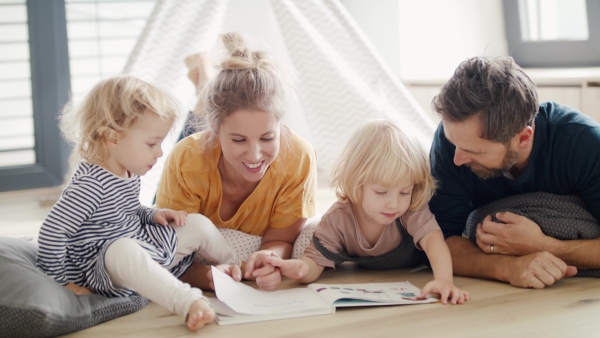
[490,244,494,254]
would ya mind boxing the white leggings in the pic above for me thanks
[104,214,240,318]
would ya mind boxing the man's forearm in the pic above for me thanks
[446,236,511,282]
[545,237,600,269]
[447,232,576,289]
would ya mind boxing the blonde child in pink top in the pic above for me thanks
[265,119,470,304]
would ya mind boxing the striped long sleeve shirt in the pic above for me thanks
[36,162,189,297]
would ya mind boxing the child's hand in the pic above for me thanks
[153,209,187,226]
[245,250,282,291]
[263,256,309,281]
[419,279,470,305]
[208,264,242,290]
[65,282,93,295]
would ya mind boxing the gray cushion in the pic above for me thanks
[0,236,148,338]
[465,192,600,278]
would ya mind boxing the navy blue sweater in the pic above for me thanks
[429,102,600,238]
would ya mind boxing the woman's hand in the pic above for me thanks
[263,256,309,281]
[244,250,282,290]
[207,264,242,290]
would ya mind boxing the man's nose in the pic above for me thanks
[453,148,470,166]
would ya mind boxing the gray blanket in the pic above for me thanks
[465,192,600,278]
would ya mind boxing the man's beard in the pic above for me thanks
[467,146,519,180]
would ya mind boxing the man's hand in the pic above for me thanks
[504,251,577,288]
[153,209,187,226]
[476,212,548,256]
[65,282,93,295]
[446,236,577,289]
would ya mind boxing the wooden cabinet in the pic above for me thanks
[536,87,581,112]
[523,68,600,123]
[405,68,600,124]
[582,84,600,122]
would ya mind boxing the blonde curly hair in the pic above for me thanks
[60,75,180,166]
[331,119,436,212]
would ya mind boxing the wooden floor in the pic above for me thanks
[63,266,600,338]
[2,186,600,337]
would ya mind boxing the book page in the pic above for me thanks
[211,266,333,315]
[307,282,437,307]
[208,297,335,325]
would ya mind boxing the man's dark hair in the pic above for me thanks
[432,56,539,143]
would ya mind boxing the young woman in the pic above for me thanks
[156,32,318,290]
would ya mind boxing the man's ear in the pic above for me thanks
[516,125,534,149]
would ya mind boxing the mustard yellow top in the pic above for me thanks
[156,128,317,236]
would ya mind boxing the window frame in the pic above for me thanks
[0,0,71,192]
[503,0,600,68]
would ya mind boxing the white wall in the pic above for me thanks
[342,0,508,82]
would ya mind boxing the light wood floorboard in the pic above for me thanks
[2,186,600,337]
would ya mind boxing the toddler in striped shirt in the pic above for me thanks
[36,75,241,331]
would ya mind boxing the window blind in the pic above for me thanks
[65,0,156,102]
[0,0,34,167]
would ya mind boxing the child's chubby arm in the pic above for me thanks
[264,255,325,284]
[418,230,470,305]
[65,282,93,295]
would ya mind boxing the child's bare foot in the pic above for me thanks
[186,298,215,331]
[184,52,216,95]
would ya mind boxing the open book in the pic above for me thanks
[209,266,438,325]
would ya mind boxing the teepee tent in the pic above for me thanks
[123,0,437,206]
